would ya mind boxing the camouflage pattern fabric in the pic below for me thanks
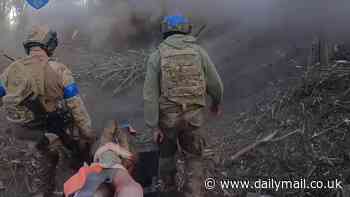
[143,34,224,130]
[23,25,58,56]
[1,56,93,139]
[65,96,93,139]
[159,111,206,197]
[1,53,94,197]
[144,34,224,197]
[24,25,51,45]
[159,41,206,108]
[158,104,206,196]
[48,61,93,140]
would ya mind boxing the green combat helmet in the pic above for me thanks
[23,25,58,57]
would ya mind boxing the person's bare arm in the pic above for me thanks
[113,170,143,197]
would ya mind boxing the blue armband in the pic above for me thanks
[0,81,6,97]
[63,83,79,99]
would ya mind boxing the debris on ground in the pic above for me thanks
[59,44,151,96]
[0,126,73,197]
[209,63,350,196]
[0,128,30,197]
[86,49,149,95]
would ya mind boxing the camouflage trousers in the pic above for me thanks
[12,125,73,197]
[159,122,206,197]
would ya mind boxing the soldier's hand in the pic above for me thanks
[153,128,164,144]
[210,104,223,117]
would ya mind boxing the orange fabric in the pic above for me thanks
[63,164,103,197]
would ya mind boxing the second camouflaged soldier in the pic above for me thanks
[143,15,224,197]
[0,25,96,197]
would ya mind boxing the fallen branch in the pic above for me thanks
[310,121,345,139]
[79,48,149,95]
[113,67,138,95]
[0,50,16,62]
[270,129,302,142]
[230,130,279,161]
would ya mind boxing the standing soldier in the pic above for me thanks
[143,15,224,197]
[0,25,96,197]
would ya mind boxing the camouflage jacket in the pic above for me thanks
[143,34,224,130]
[0,55,94,139]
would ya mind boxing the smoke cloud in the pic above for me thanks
[1,1,350,84]
[2,0,350,123]
[2,0,350,50]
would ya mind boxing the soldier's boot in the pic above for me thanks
[183,157,203,197]
[31,148,59,197]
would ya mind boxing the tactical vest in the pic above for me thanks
[159,44,206,108]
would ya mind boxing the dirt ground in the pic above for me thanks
[0,14,307,197]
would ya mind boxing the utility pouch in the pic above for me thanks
[22,95,48,129]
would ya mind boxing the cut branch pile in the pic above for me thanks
[77,49,149,95]
[211,63,350,196]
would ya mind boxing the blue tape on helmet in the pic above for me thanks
[63,83,79,99]
[164,15,189,28]
[0,85,6,97]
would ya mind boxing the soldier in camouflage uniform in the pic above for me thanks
[0,25,96,197]
[143,15,224,197]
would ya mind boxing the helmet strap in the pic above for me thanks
[162,31,188,40]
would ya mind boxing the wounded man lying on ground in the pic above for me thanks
[64,120,143,197]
